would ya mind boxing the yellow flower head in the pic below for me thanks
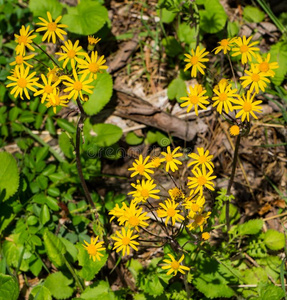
[78,51,108,80]
[36,11,68,44]
[128,179,160,205]
[213,78,229,91]
[187,167,216,195]
[14,25,36,56]
[162,254,190,276]
[88,36,101,51]
[202,232,210,240]
[240,64,270,94]
[160,146,183,173]
[188,147,214,173]
[168,187,185,202]
[45,89,69,114]
[56,40,86,69]
[128,154,154,180]
[213,37,237,54]
[47,66,62,83]
[212,81,238,114]
[151,156,161,168]
[112,228,139,256]
[231,36,260,64]
[109,203,127,222]
[180,84,209,115]
[83,236,105,262]
[34,74,61,103]
[183,195,205,219]
[187,211,211,231]
[184,46,209,77]
[157,198,184,226]
[6,65,38,100]
[230,125,240,136]
[62,69,94,101]
[10,54,35,69]
[254,53,279,77]
[232,91,262,122]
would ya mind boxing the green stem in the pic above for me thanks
[33,42,60,68]
[64,258,84,293]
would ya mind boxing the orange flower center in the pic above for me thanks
[171,260,180,270]
[240,45,248,53]
[198,155,207,164]
[18,36,28,44]
[191,203,200,212]
[189,95,199,104]
[202,232,210,240]
[243,102,252,112]
[87,244,97,256]
[89,62,99,73]
[220,39,229,47]
[190,56,198,65]
[259,62,269,72]
[122,237,130,245]
[230,125,240,136]
[15,56,24,64]
[251,73,260,82]
[73,81,83,91]
[44,85,53,94]
[129,216,139,227]
[136,164,145,174]
[195,215,204,225]
[219,93,227,102]
[67,49,76,58]
[141,189,149,198]
[17,78,27,88]
[197,176,207,186]
[165,153,173,162]
[47,22,57,32]
[167,207,176,217]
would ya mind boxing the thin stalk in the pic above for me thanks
[227,53,237,88]
[64,258,84,293]
[33,42,60,68]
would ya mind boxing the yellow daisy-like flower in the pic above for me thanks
[160,146,183,173]
[254,53,279,77]
[187,167,216,195]
[118,200,150,231]
[180,84,209,115]
[168,187,185,202]
[230,125,240,136]
[109,203,127,222]
[212,81,238,114]
[183,195,205,219]
[10,54,35,69]
[34,74,61,103]
[151,156,161,168]
[36,11,68,44]
[88,36,101,45]
[47,66,62,83]
[82,236,105,262]
[162,254,190,276]
[184,46,209,77]
[202,232,210,240]
[6,65,38,100]
[157,199,184,226]
[62,69,94,101]
[78,51,108,80]
[231,36,260,64]
[213,78,229,92]
[45,89,69,114]
[128,154,154,180]
[128,179,160,205]
[56,40,86,69]
[112,228,139,256]
[188,147,214,173]
[187,211,211,231]
[14,25,36,56]
[240,64,270,94]
[213,37,237,54]
[232,91,262,122]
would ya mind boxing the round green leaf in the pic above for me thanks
[264,229,285,250]
[162,36,182,57]
[167,78,186,102]
[243,6,265,23]
[44,272,73,300]
[90,124,122,147]
[29,0,63,19]
[61,1,108,35]
[126,132,144,145]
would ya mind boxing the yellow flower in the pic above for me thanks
[183,195,205,219]
[118,200,150,231]
[36,11,68,44]
[109,203,127,222]
[187,211,211,231]
[45,89,69,114]
[180,84,209,115]
[34,74,61,103]
[151,156,161,168]
[188,147,214,173]
[232,91,262,122]
[128,179,160,205]
[14,25,36,56]
[160,146,183,172]
[213,37,237,54]
[157,199,184,226]
[230,125,240,136]
[162,254,190,276]
[187,167,216,195]
[240,64,270,94]
[184,46,209,77]
[56,40,86,69]
[83,236,105,262]
[212,81,238,114]
[128,154,154,180]
[78,51,108,80]
[62,69,94,101]
[47,66,62,83]
[10,54,35,69]
[231,36,260,64]
[112,228,139,256]
[254,53,279,77]
[88,36,101,45]
[168,187,185,202]
[202,232,210,240]
[213,78,229,91]
[6,65,38,100]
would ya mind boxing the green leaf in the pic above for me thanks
[43,230,66,267]
[0,274,19,300]
[83,72,113,115]
[259,282,285,300]
[264,229,285,250]
[90,124,122,147]
[241,267,268,284]
[227,21,240,37]
[243,5,265,23]
[59,132,74,159]
[80,281,115,300]
[62,1,108,35]
[145,131,157,144]
[157,8,176,24]
[40,204,50,225]
[162,36,182,57]
[125,132,144,145]
[59,237,78,262]
[270,41,287,86]
[177,23,197,47]
[126,259,143,280]
[30,285,52,300]
[44,272,73,300]
[29,0,63,19]
[46,117,56,135]
[139,272,166,297]
[0,152,19,201]
[237,219,263,236]
[57,119,76,134]
[36,147,49,163]
[156,131,170,147]
[167,78,186,102]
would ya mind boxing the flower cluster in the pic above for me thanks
[6,11,108,113]
[182,36,279,134]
